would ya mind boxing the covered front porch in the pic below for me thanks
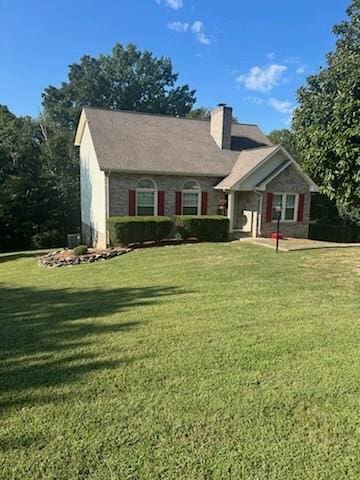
[227,191,262,238]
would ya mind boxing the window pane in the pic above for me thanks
[137,191,154,206]
[285,207,295,220]
[137,206,154,216]
[183,206,198,215]
[183,180,200,190]
[273,194,282,207]
[183,192,199,207]
[137,179,155,189]
[286,194,296,207]
[271,194,283,220]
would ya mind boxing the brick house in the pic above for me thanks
[74,105,317,248]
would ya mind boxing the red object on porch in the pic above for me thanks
[266,193,273,223]
[175,191,182,215]
[271,232,283,240]
[201,191,208,215]
[128,190,136,216]
[158,191,165,216]
[297,193,305,222]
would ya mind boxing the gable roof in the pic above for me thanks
[215,145,279,189]
[215,144,318,191]
[74,107,272,176]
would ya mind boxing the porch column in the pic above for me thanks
[227,190,235,232]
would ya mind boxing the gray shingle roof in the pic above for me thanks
[80,107,272,176]
[215,146,279,189]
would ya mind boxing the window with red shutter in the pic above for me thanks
[158,191,165,216]
[201,191,208,215]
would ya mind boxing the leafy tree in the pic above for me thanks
[186,107,211,120]
[0,106,79,251]
[186,105,239,123]
[43,43,196,130]
[268,129,298,159]
[0,106,44,250]
[293,0,360,224]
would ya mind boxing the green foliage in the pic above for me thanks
[0,105,79,251]
[43,43,196,130]
[310,193,343,225]
[73,244,88,256]
[107,216,173,245]
[293,0,360,223]
[186,106,239,123]
[268,129,298,159]
[309,223,360,243]
[176,215,229,241]
[186,107,211,120]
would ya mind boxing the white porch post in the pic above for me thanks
[227,190,235,232]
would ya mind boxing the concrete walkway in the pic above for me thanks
[236,237,360,252]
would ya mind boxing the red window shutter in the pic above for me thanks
[201,191,208,215]
[175,191,182,215]
[297,193,305,222]
[158,191,165,216]
[266,193,273,223]
[128,190,136,216]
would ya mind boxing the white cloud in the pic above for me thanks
[191,20,202,33]
[167,21,189,32]
[268,97,295,114]
[296,64,307,74]
[158,0,184,9]
[244,95,263,105]
[236,64,287,92]
[191,21,211,45]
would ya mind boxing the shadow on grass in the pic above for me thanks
[0,250,49,264]
[0,284,181,411]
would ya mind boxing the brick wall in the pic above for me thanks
[109,173,223,217]
[260,164,311,238]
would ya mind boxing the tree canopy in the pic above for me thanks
[268,129,298,159]
[293,0,360,223]
[43,43,196,130]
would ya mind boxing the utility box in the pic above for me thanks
[67,233,81,248]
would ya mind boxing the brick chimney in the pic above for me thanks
[210,103,232,150]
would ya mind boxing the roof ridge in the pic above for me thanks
[83,106,262,128]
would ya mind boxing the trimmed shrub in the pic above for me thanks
[309,223,360,243]
[176,215,229,242]
[107,216,174,245]
[73,244,88,256]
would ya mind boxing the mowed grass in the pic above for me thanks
[0,243,359,479]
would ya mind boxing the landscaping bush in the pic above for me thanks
[73,244,88,256]
[309,223,360,243]
[107,216,174,245]
[176,215,229,242]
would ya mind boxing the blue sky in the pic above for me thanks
[0,0,349,132]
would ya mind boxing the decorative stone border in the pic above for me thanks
[39,247,132,267]
[39,238,199,267]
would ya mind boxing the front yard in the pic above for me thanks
[0,243,359,479]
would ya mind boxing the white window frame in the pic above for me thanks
[271,193,299,223]
[182,180,201,216]
[136,178,157,216]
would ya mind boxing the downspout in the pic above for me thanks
[105,171,110,247]
[254,188,263,237]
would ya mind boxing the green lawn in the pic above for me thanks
[0,243,359,479]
